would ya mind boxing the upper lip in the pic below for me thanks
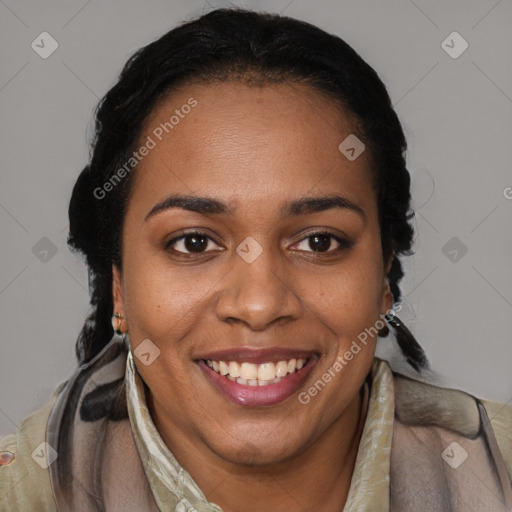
[196,347,319,364]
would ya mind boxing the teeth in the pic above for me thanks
[258,362,276,380]
[240,362,258,380]
[275,361,288,377]
[228,361,240,378]
[205,357,309,385]
[219,361,229,375]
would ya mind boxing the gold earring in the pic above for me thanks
[112,312,128,335]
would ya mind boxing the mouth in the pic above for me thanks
[195,349,319,407]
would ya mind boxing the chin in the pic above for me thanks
[209,429,308,468]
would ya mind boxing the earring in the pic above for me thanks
[112,312,128,335]
[379,310,402,337]
[378,314,391,337]
[378,323,390,337]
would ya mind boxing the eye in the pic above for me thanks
[165,230,223,255]
[165,229,352,257]
[293,231,352,254]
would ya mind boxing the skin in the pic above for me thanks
[112,81,393,512]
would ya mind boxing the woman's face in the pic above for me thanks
[113,81,393,466]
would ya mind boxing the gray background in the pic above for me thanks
[1,0,511,437]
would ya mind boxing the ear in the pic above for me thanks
[112,265,125,315]
[380,253,394,315]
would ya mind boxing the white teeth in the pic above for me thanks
[228,361,240,378]
[275,361,288,377]
[236,376,278,386]
[219,361,229,375]
[258,362,276,380]
[205,356,310,385]
[240,362,258,380]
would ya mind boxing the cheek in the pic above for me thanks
[121,253,221,342]
[304,251,384,338]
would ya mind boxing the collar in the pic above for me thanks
[126,350,395,511]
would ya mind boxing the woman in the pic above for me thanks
[1,7,511,512]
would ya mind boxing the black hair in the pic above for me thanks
[67,7,428,371]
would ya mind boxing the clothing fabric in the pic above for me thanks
[1,334,511,511]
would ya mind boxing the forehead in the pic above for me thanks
[130,81,376,217]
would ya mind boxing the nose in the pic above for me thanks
[214,244,303,331]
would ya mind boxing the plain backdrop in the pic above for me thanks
[1,0,511,437]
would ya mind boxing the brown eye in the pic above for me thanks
[308,234,331,252]
[294,231,352,254]
[165,231,222,255]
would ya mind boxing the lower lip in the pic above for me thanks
[197,358,317,407]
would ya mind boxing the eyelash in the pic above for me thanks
[164,230,352,257]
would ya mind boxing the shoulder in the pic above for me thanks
[0,385,64,511]
[389,366,512,482]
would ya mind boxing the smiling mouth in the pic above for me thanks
[202,357,310,386]
[195,346,320,406]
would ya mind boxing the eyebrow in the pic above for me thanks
[144,193,366,222]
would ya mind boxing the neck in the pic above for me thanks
[148,378,370,512]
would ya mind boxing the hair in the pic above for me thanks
[67,7,428,371]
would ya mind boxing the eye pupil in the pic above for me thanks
[309,234,330,252]
[185,234,208,252]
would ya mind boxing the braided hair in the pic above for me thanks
[68,7,428,371]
